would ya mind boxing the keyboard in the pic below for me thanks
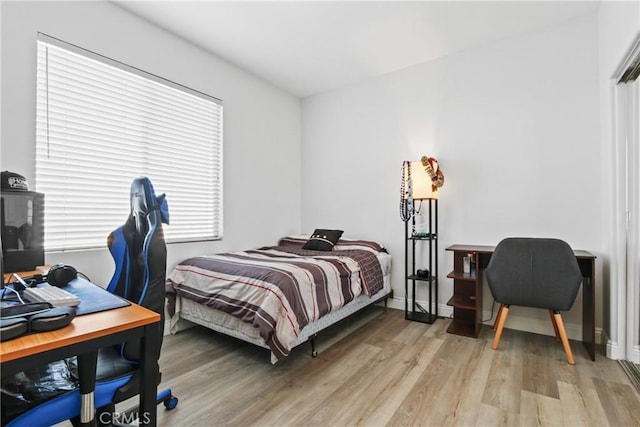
[24,285,81,307]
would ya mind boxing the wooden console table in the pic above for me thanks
[446,244,596,361]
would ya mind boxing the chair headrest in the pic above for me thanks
[130,177,170,226]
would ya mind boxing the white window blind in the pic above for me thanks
[35,34,223,251]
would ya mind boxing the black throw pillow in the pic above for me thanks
[302,229,344,251]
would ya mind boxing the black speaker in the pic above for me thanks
[416,269,430,278]
[47,264,77,287]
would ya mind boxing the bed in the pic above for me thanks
[165,233,392,363]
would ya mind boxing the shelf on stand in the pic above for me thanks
[445,246,485,338]
[446,319,478,337]
[407,274,436,282]
[446,294,477,310]
[406,310,438,324]
[404,198,439,325]
[446,270,476,281]
[408,234,437,241]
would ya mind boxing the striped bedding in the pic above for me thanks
[165,244,384,361]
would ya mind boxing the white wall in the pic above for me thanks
[0,1,301,285]
[302,13,601,340]
[597,0,640,359]
[1,1,625,347]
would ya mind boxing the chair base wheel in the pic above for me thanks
[163,395,179,410]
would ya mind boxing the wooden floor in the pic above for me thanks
[148,308,640,427]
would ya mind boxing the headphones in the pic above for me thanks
[0,302,76,341]
[0,265,79,341]
[47,264,78,287]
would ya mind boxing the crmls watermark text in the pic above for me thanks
[99,411,151,425]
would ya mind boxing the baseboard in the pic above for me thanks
[609,342,640,363]
[604,330,622,359]
[386,295,406,311]
[595,327,603,347]
[394,296,601,343]
[602,327,640,361]
[606,335,628,360]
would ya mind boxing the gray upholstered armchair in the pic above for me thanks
[485,238,583,364]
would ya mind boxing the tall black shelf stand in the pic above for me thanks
[404,198,438,324]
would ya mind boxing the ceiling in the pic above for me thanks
[115,1,600,98]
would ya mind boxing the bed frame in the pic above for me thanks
[168,257,393,361]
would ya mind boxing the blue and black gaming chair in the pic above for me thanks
[97,176,177,423]
[1,177,177,426]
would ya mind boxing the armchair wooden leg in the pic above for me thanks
[549,310,560,340]
[494,304,504,330]
[552,312,575,365]
[492,305,509,350]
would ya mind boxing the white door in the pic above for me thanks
[613,46,640,363]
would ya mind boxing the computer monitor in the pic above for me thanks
[1,191,45,273]
[1,238,5,287]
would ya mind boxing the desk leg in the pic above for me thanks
[580,258,596,361]
[140,323,159,426]
[77,352,98,427]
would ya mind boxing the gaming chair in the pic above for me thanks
[96,176,176,424]
[1,177,177,426]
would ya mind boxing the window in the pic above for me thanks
[35,34,223,251]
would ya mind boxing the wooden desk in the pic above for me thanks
[0,298,161,425]
[446,244,597,361]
